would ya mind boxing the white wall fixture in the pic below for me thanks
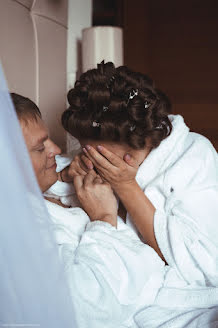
[67,0,92,89]
[66,0,92,152]
[82,26,123,72]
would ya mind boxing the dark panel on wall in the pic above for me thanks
[123,0,218,149]
[123,0,150,73]
[93,0,123,27]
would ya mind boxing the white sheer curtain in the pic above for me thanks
[0,64,75,327]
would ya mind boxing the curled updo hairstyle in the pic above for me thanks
[62,62,172,149]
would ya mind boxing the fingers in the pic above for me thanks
[96,145,122,167]
[74,171,104,199]
[123,153,139,168]
[94,176,103,184]
[75,155,90,172]
[68,154,93,178]
[80,154,94,170]
[83,172,104,187]
[83,145,120,169]
[83,172,95,187]
[82,146,108,170]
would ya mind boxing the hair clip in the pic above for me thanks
[144,101,150,109]
[129,125,136,132]
[103,106,108,112]
[156,121,166,130]
[107,75,115,89]
[129,89,138,100]
[127,89,138,105]
[92,121,100,127]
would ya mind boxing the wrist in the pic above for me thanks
[113,179,137,195]
[93,214,117,228]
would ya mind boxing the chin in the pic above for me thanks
[50,173,58,186]
[41,174,58,193]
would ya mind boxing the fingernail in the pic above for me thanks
[97,145,102,151]
[83,147,88,154]
[88,163,93,169]
[85,145,91,150]
[125,154,131,160]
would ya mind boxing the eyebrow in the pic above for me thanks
[32,135,48,149]
[38,135,48,143]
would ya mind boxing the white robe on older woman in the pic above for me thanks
[45,114,218,328]
[45,200,165,328]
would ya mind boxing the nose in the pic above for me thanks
[46,139,61,158]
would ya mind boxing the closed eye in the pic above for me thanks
[37,147,45,152]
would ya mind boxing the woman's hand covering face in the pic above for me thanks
[82,145,139,192]
[74,171,118,227]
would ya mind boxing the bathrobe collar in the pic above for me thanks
[136,115,190,189]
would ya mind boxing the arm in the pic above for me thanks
[63,171,165,327]
[82,140,218,286]
[152,141,218,285]
[60,218,165,328]
[114,179,165,261]
[82,145,165,261]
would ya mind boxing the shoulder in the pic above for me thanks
[184,132,217,171]
[166,132,218,189]
[176,130,217,165]
[187,132,216,153]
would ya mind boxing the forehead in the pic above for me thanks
[20,116,48,148]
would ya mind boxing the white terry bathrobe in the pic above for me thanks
[130,115,218,327]
[45,114,218,328]
[45,201,166,328]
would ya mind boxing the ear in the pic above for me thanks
[123,153,138,168]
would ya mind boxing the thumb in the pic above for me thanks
[123,153,138,168]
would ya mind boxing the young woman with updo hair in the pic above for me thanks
[60,62,218,322]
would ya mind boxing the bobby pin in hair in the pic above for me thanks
[129,89,138,100]
[107,75,115,89]
[156,120,168,131]
[144,101,150,109]
[129,125,136,132]
[127,89,138,105]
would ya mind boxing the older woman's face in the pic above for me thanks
[21,116,61,192]
[79,139,151,167]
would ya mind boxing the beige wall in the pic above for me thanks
[0,0,68,151]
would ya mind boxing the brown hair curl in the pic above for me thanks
[62,62,172,149]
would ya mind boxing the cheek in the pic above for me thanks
[129,152,147,166]
[137,152,149,165]
[31,153,47,176]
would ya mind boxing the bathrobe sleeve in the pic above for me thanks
[154,137,218,286]
[60,221,165,328]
